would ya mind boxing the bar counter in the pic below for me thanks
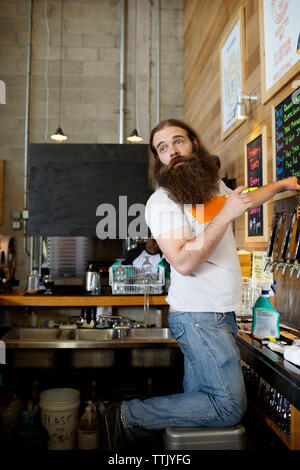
[237,331,300,450]
[0,291,168,307]
[237,331,300,409]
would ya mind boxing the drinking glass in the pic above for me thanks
[90,272,101,295]
[142,256,152,283]
[113,259,127,293]
[43,273,54,295]
[250,286,261,308]
[240,277,251,316]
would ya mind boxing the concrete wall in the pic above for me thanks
[0,0,184,289]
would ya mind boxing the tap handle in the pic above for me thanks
[266,212,280,258]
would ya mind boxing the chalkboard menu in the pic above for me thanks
[246,134,264,237]
[275,88,300,180]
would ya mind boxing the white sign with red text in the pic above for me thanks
[263,0,300,92]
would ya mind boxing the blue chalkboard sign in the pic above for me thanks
[275,88,300,180]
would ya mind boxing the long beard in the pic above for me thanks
[157,153,219,205]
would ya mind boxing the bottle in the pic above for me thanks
[251,282,280,339]
[16,410,48,450]
[27,378,40,420]
[29,310,38,327]
[78,400,100,451]
[158,256,170,292]
[156,309,162,328]
[27,270,39,294]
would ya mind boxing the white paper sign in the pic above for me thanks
[221,19,243,132]
[263,0,300,92]
[252,251,273,282]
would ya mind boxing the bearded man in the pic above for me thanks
[105,119,300,449]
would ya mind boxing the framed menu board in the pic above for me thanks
[244,127,268,242]
[272,85,300,200]
[259,0,300,104]
[219,7,246,140]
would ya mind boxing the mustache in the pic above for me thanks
[159,153,199,175]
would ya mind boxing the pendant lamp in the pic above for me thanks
[51,0,67,142]
[127,0,142,143]
[127,128,142,143]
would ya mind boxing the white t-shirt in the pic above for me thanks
[145,180,242,312]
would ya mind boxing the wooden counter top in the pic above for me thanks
[0,291,168,307]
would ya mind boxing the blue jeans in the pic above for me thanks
[121,311,247,441]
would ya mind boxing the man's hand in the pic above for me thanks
[246,176,300,209]
[281,176,300,192]
[217,186,252,224]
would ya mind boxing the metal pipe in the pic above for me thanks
[119,0,125,143]
[23,0,33,257]
[156,0,160,124]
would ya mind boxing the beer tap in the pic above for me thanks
[289,228,300,278]
[270,209,285,273]
[264,212,280,271]
[275,212,293,274]
[276,209,297,276]
[282,206,299,276]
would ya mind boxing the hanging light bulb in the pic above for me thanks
[297,33,300,54]
[126,128,143,142]
[51,0,67,142]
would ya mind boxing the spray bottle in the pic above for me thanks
[251,281,280,339]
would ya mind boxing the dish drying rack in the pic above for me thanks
[109,265,165,295]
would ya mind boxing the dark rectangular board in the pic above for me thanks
[28,143,153,237]
[275,88,300,180]
[246,134,264,237]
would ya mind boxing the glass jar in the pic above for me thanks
[27,270,39,294]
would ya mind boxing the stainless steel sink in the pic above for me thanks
[127,328,171,339]
[2,327,174,345]
[2,327,118,346]
[1,327,177,369]
[126,328,176,368]
[3,328,61,341]
[74,329,117,341]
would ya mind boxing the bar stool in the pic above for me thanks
[163,424,247,450]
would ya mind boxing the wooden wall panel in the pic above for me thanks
[183,0,298,252]
[0,160,4,225]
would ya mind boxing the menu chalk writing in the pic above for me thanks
[275,88,300,180]
[247,134,264,237]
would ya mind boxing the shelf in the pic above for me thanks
[0,291,168,307]
[248,399,291,448]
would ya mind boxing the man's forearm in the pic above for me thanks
[175,213,230,276]
[249,180,288,209]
